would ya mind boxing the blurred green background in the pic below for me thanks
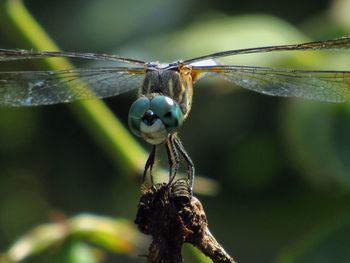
[1,0,350,262]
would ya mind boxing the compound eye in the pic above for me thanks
[150,96,183,133]
[128,97,151,137]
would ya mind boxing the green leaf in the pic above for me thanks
[53,241,98,263]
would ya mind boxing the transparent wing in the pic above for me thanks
[0,49,146,65]
[0,67,146,106]
[193,66,350,102]
[184,37,350,64]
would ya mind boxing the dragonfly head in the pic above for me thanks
[128,95,184,145]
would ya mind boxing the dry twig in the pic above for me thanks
[135,179,236,263]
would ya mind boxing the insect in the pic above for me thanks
[0,37,349,192]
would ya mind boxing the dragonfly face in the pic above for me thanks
[0,37,350,192]
[128,64,193,145]
[128,95,184,145]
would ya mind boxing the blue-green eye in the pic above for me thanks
[150,96,183,133]
[128,96,183,145]
[128,97,150,137]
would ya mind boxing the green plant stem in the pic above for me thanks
[1,0,147,176]
[0,214,144,263]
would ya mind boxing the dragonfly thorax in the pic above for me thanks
[140,66,193,119]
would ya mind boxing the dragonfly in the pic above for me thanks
[0,37,350,192]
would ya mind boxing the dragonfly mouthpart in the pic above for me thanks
[140,118,168,145]
[140,109,168,145]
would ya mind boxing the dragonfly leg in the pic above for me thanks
[173,136,195,193]
[142,145,156,185]
[165,135,180,186]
